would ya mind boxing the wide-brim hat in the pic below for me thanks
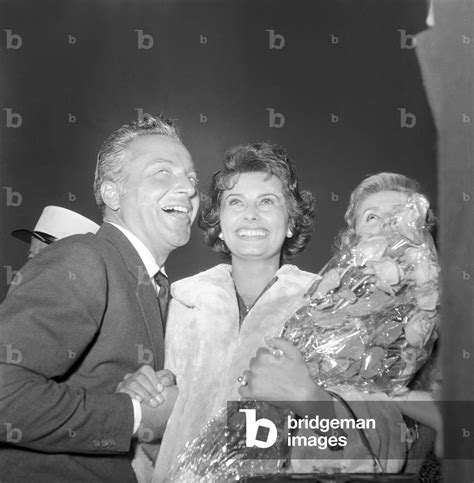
[12,206,100,245]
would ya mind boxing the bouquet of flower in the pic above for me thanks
[168,194,439,481]
[168,402,290,482]
[281,193,439,393]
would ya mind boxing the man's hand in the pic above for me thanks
[238,337,331,405]
[137,385,178,442]
[116,366,175,407]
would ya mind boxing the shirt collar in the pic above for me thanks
[106,222,164,279]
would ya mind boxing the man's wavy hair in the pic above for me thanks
[336,172,436,250]
[199,142,315,263]
[93,115,182,211]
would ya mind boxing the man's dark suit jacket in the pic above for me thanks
[0,223,165,482]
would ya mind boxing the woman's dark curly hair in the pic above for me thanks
[198,142,315,263]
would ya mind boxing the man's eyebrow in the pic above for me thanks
[145,159,197,176]
[150,158,174,165]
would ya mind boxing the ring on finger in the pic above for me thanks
[237,375,248,386]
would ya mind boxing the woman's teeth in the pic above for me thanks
[237,229,268,238]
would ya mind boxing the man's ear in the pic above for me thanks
[101,181,121,211]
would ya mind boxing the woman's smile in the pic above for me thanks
[236,228,269,239]
[219,172,289,262]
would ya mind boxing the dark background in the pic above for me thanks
[0,0,436,300]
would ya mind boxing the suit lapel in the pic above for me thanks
[97,223,164,370]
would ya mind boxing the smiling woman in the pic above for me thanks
[218,172,290,265]
[138,142,317,481]
[148,171,438,482]
[199,142,315,308]
[200,142,315,264]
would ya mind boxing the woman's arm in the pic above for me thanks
[239,337,407,471]
[238,337,337,419]
[391,390,442,432]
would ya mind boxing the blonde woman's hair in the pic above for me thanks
[336,172,435,249]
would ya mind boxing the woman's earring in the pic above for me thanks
[218,232,224,240]
[286,228,293,238]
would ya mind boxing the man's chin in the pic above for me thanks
[168,232,192,249]
[162,210,195,225]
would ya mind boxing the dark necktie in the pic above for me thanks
[154,271,170,322]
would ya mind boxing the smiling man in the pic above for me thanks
[0,116,199,482]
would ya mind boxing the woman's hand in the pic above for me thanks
[116,366,176,407]
[238,337,330,404]
[390,389,443,456]
[390,390,442,431]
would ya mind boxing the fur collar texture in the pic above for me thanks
[152,264,405,480]
[154,264,315,480]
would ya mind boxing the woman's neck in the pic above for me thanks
[231,257,280,306]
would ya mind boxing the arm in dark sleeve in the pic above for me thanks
[0,238,134,453]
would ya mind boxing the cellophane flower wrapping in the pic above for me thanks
[168,402,289,482]
[282,193,439,393]
[168,194,439,481]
